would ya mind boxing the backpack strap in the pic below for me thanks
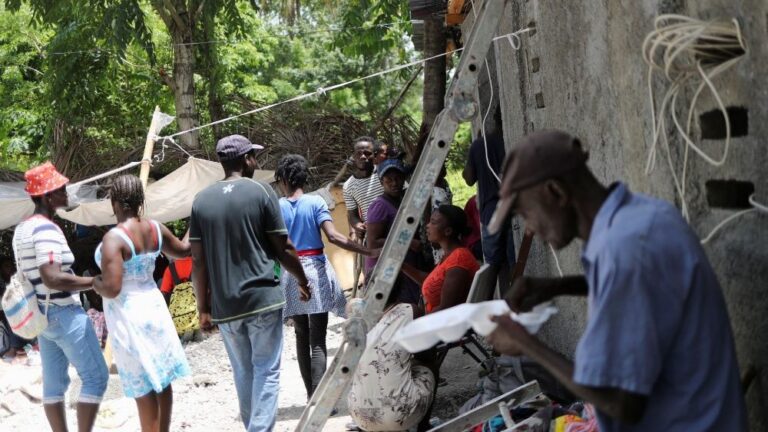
[14,220,51,316]
[11,225,26,283]
[168,261,182,286]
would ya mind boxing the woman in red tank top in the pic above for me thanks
[402,205,480,313]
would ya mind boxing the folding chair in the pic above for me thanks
[434,264,499,369]
[428,380,548,432]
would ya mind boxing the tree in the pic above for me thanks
[0,1,425,173]
[421,17,446,132]
[334,0,448,147]
[0,4,48,170]
[5,0,253,149]
[150,1,201,148]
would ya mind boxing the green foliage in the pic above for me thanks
[446,122,472,171]
[0,4,49,169]
[446,167,476,209]
[0,0,424,172]
[445,123,476,208]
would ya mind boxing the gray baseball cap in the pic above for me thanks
[216,134,264,161]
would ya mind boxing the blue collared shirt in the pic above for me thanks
[575,183,746,431]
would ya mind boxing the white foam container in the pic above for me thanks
[394,300,558,353]
[511,303,559,334]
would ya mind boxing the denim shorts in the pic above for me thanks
[38,304,109,404]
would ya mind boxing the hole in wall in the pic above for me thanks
[531,57,540,73]
[528,21,537,36]
[375,292,383,300]
[469,63,477,72]
[705,180,754,209]
[699,106,748,139]
[406,216,415,224]
[535,92,545,109]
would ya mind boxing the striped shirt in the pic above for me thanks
[342,173,383,222]
[14,215,80,306]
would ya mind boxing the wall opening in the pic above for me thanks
[527,21,537,36]
[535,92,545,109]
[705,179,754,209]
[699,106,748,139]
[531,57,540,73]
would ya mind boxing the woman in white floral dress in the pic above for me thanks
[94,175,191,432]
[347,286,436,431]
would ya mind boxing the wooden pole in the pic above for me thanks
[511,231,534,282]
[139,106,163,188]
[371,66,423,136]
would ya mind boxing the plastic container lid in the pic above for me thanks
[393,300,558,353]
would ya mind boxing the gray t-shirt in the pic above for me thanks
[190,178,287,324]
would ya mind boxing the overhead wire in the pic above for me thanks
[469,0,532,184]
[156,28,533,141]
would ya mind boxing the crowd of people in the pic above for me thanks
[0,123,749,432]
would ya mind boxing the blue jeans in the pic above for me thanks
[219,309,283,432]
[39,304,109,404]
[481,224,516,267]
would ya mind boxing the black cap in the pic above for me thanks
[216,135,264,162]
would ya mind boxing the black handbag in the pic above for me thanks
[0,318,11,356]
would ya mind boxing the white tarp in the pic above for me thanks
[0,158,274,230]
[0,182,102,231]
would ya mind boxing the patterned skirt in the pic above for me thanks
[280,255,347,321]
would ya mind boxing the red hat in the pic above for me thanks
[24,162,70,197]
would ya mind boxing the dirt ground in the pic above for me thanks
[1,314,483,431]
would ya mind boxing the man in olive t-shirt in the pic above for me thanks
[190,135,310,432]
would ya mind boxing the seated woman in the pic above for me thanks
[347,285,436,432]
[402,205,480,313]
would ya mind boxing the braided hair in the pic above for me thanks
[435,204,471,242]
[275,154,309,189]
[110,174,144,215]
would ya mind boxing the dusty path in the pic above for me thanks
[1,314,481,431]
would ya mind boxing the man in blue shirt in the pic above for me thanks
[486,130,747,431]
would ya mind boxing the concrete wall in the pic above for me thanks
[472,0,767,429]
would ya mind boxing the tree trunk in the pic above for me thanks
[421,17,446,133]
[414,17,447,161]
[153,1,200,149]
[200,12,226,141]
[171,32,200,148]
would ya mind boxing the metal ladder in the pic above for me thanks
[295,1,509,429]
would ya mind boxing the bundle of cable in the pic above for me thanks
[642,14,746,220]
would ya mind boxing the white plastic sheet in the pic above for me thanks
[0,158,274,229]
[0,182,101,230]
